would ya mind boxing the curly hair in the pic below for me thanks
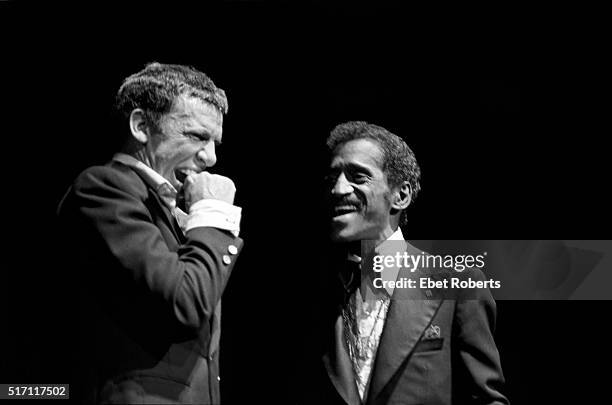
[326,121,421,226]
[115,62,228,128]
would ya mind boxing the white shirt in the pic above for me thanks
[347,227,405,401]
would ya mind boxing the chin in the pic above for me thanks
[173,181,184,192]
[330,227,358,243]
[167,176,181,190]
[330,233,345,242]
[166,175,183,191]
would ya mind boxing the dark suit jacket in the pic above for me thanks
[57,161,243,404]
[299,241,508,405]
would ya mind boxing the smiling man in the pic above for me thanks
[301,121,508,405]
[57,63,243,404]
[328,134,414,244]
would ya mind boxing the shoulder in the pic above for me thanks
[457,265,488,282]
[452,265,497,322]
[72,162,147,199]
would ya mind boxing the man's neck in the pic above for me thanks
[129,149,152,168]
[360,226,401,256]
[361,227,405,299]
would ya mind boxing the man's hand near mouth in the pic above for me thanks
[183,172,236,210]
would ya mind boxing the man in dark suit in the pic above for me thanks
[300,121,508,404]
[57,63,243,404]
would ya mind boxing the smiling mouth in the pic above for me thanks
[332,205,360,218]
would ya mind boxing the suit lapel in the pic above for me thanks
[113,160,184,243]
[322,241,442,405]
[147,190,185,242]
[322,306,361,405]
[366,244,443,403]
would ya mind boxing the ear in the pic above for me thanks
[129,109,150,144]
[391,181,412,211]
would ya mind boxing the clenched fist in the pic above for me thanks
[183,172,236,209]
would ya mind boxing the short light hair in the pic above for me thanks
[115,62,228,128]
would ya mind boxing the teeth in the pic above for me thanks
[334,206,358,215]
[181,169,197,176]
[176,169,198,182]
[175,169,199,185]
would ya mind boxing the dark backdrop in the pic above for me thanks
[2,2,609,403]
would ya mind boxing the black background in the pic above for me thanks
[2,1,610,403]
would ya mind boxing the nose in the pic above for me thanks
[331,172,353,196]
[195,143,217,169]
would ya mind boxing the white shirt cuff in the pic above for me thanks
[185,199,241,236]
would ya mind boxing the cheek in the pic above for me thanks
[158,140,198,165]
[364,191,391,216]
[361,189,381,208]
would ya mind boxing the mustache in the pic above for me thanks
[331,197,363,210]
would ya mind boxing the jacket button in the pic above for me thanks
[222,255,232,265]
[228,245,238,255]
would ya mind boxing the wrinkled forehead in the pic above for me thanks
[168,94,224,126]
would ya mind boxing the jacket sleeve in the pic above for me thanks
[453,268,510,405]
[65,165,243,332]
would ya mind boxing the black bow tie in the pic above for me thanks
[339,254,362,297]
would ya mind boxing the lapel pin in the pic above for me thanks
[423,324,441,340]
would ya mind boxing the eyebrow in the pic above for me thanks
[184,128,222,145]
[331,161,374,175]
